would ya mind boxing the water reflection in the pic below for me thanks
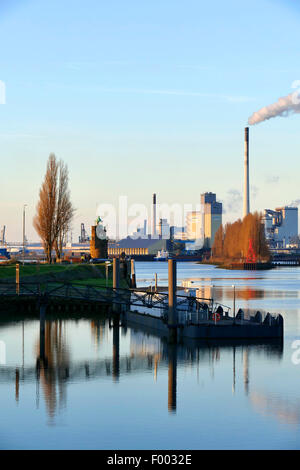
[249,392,300,428]
[168,343,177,413]
[35,311,70,421]
[90,319,106,349]
[4,315,286,422]
[112,316,120,382]
[2,263,300,449]
[186,283,299,303]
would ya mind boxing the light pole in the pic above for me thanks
[23,204,27,265]
[232,284,236,319]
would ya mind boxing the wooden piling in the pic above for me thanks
[131,259,136,288]
[168,259,177,342]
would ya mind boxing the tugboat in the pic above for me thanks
[154,250,169,261]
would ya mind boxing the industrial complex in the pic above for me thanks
[1,127,299,263]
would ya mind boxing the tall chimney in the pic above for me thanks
[152,193,157,237]
[243,127,250,218]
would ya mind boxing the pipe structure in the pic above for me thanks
[243,127,250,218]
[152,193,157,237]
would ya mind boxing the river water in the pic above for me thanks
[0,261,300,449]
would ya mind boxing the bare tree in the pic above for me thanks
[34,154,74,263]
[54,161,75,260]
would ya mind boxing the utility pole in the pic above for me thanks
[232,284,236,319]
[23,204,27,265]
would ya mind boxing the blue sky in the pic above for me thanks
[1,0,300,241]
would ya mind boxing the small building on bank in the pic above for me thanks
[108,236,171,258]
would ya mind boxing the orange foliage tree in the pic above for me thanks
[212,212,270,262]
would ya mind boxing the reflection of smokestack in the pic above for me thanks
[243,127,250,218]
[152,193,157,237]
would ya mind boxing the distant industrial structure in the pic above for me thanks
[244,127,250,218]
[158,218,170,238]
[152,193,157,237]
[78,223,90,243]
[201,192,222,248]
[0,226,6,246]
[263,206,299,249]
[186,211,202,240]
[1,190,222,262]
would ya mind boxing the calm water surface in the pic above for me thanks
[1,262,300,449]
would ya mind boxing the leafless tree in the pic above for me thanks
[54,161,75,260]
[34,154,74,263]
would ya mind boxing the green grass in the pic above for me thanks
[72,278,113,288]
[0,262,131,288]
[0,263,105,279]
[0,264,66,278]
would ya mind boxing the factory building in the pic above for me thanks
[201,192,222,248]
[108,236,171,257]
[78,223,90,243]
[185,211,203,240]
[158,218,170,238]
[262,207,298,248]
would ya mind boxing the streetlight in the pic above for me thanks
[211,284,215,321]
[232,284,236,319]
[23,204,27,265]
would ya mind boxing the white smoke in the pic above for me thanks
[248,89,300,125]
[290,199,300,208]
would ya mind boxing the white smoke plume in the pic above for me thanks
[248,90,300,125]
[290,199,300,208]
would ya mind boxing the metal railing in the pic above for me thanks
[0,281,280,327]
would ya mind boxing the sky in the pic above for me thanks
[1,0,300,241]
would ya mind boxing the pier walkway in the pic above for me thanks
[0,280,214,317]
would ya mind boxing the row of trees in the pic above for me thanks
[212,212,270,262]
[34,154,75,263]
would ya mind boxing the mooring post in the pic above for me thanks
[113,258,120,290]
[113,258,120,315]
[232,284,236,319]
[131,258,136,288]
[105,261,110,288]
[16,263,20,295]
[155,273,158,292]
[168,259,177,342]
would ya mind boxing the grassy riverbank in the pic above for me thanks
[0,263,121,287]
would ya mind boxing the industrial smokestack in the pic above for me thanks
[152,193,157,237]
[243,127,250,218]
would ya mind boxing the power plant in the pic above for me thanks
[244,126,250,218]
[152,193,157,236]
[0,226,6,246]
